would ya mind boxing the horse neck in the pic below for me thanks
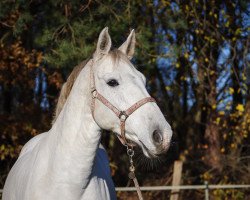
[48,62,101,188]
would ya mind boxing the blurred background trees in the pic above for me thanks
[0,0,249,199]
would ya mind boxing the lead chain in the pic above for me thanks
[127,146,136,179]
[126,146,144,200]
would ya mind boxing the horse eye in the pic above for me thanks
[107,79,119,87]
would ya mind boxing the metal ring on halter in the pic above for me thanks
[119,111,128,121]
[91,89,97,98]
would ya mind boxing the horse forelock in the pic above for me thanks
[109,49,131,66]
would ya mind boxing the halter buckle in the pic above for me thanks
[91,89,97,98]
[119,111,128,121]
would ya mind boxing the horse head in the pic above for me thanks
[90,27,172,158]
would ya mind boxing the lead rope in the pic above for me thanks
[126,145,144,200]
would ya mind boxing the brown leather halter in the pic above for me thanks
[89,59,156,146]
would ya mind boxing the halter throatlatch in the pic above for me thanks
[89,59,155,200]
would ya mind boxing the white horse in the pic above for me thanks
[3,28,172,200]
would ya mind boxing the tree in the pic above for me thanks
[0,0,249,199]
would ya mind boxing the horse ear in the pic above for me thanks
[118,29,136,60]
[94,27,112,60]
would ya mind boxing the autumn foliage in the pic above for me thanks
[0,0,249,199]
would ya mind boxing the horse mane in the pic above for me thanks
[52,59,90,124]
[52,49,125,124]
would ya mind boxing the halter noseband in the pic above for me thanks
[89,59,156,146]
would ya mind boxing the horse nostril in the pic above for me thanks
[152,130,163,145]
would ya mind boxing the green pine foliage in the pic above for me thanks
[0,0,250,199]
